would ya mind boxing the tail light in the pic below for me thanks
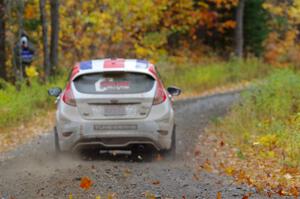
[62,82,76,106]
[153,82,167,105]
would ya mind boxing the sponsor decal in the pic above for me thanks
[95,78,130,92]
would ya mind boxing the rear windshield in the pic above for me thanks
[73,72,155,94]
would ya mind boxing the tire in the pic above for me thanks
[54,127,61,153]
[162,126,176,160]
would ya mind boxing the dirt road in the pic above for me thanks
[0,92,269,199]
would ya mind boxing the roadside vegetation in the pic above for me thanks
[0,75,65,130]
[219,69,300,167]
[201,69,300,196]
[160,58,270,94]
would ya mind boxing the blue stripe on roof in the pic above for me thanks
[136,59,148,69]
[80,61,92,70]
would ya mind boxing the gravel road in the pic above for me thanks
[0,92,270,199]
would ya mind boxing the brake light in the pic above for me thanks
[62,82,76,106]
[153,82,167,105]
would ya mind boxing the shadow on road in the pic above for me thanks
[71,146,164,163]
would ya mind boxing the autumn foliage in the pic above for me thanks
[2,0,256,80]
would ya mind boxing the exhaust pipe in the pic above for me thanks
[137,145,145,151]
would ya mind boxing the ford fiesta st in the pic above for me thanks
[48,59,181,156]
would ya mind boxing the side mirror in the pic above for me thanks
[167,86,181,96]
[48,87,62,97]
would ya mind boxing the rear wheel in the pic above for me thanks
[162,126,176,160]
[54,127,61,153]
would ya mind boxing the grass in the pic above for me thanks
[0,75,66,130]
[159,58,271,94]
[216,69,300,166]
[0,58,272,130]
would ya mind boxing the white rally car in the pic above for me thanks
[48,59,181,156]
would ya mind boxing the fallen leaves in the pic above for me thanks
[201,159,212,172]
[151,180,160,185]
[241,195,249,199]
[195,131,300,197]
[143,191,156,199]
[0,110,55,153]
[220,140,224,147]
[80,176,93,190]
[216,191,222,199]
[123,168,132,177]
[290,186,299,197]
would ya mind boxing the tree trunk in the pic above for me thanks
[50,0,59,72]
[0,0,6,80]
[234,0,245,58]
[39,0,50,79]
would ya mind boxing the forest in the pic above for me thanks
[1,0,300,82]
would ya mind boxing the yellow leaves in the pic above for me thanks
[262,3,284,15]
[24,4,38,20]
[25,66,39,78]
[135,45,150,58]
[111,31,123,43]
[107,192,117,199]
[198,2,209,9]
[144,191,156,199]
[224,167,234,175]
[257,134,278,148]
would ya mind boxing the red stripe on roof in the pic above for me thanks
[103,59,125,69]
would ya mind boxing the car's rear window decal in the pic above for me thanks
[73,72,155,94]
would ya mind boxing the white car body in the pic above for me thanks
[53,59,178,152]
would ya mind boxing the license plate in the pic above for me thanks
[94,124,137,131]
[104,105,126,116]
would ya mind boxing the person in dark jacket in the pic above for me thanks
[14,32,35,78]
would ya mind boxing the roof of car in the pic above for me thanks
[71,58,158,80]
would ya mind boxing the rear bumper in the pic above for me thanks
[56,100,174,151]
[71,135,166,151]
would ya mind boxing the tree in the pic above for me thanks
[0,0,6,80]
[234,0,245,58]
[39,0,50,79]
[50,0,59,72]
[244,0,269,56]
